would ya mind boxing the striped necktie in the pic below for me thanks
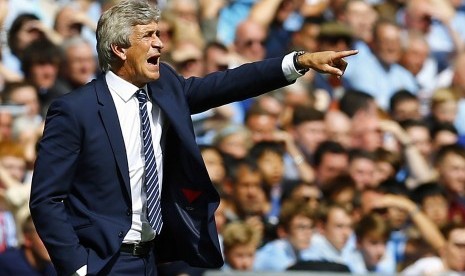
[135,89,163,234]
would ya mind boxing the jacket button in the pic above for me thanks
[126,209,131,216]
[118,231,124,238]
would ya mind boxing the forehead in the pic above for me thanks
[449,228,465,242]
[132,22,159,33]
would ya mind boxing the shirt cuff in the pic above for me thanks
[282,51,305,82]
[73,265,87,276]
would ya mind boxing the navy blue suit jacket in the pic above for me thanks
[30,57,290,275]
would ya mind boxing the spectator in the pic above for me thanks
[225,158,272,244]
[402,222,465,275]
[430,122,459,151]
[213,124,252,160]
[308,203,353,265]
[348,149,377,190]
[254,199,316,271]
[231,19,267,65]
[57,36,98,93]
[411,182,449,229]
[347,213,396,274]
[389,89,422,122]
[249,141,286,221]
[0,215,56,275]
[339,0,377,52]
[324,110,352,149]
[282,180,322,212]
[289,105,327,163]
[428,87,459,127]
[373,148,402,185]
[199,145,226,193]
[5,13,60,76]
[313,140,349,189]
[20,39,65,117]
[221,221,260,271]
[291,16,323,54]
[399,30,438,99]
[343,19,419,110]
[434,144,465,223]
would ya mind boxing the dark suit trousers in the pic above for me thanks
[103,251,157,276]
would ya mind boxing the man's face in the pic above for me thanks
[233,166,265,215]
[287,215,313,250]
[437,152,465,195]
[234,22,267,62]
[30,62,59,89]
[433,100,457,124]
[400,39,429,76]
[393,99,421,122]
[294,121,327,153]
[65,43,96,86]
[373,24,402,65]
[120,22,163,87]
[225,244,256,271]
[10,85,40,117]
[422,195,449,227]
[344,1,377,42]
[349,157,376,190]
[359,234,387,268]
[246,114,277,143]
[405,126,432,159]
[201,148,225,185]
[257,151,284,187]
[316,153,349,186]
[444,228,465,271]
[323,207,353,251]
[0,156,26,182]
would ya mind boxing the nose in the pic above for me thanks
[152,35,163,49]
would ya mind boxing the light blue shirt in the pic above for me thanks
[343,49,419,110]
[345,247,397,275]
[254,238,319,271]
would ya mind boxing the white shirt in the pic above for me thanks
[106,71,164,243]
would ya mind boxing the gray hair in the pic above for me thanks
[96,0,160,72]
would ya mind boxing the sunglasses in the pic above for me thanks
[242,39,266,48]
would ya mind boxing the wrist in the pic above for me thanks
[293,51,309,74]
[293,155,305,166]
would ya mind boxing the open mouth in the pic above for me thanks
[147,56,159,66]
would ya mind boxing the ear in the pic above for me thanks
[111,44,127,61]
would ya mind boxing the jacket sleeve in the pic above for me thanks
[165,57,291,114]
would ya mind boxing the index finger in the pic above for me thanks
[334,49,359,59]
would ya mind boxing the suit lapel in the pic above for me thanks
[147,80,199,158]
[95,76,131,197]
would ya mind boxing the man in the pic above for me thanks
[254,200,316,271]
[402,223,465,275]
[29,1,356,275]
[307,204,353,265]
[57,36,98,93]
[0,215,56,275]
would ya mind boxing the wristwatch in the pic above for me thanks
[293,51,309,74]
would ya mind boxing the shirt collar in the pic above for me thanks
[105,71,149,102]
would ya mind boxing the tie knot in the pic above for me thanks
[135,89,148,104]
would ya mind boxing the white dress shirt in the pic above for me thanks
[106,71,164,244]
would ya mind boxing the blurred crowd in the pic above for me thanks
[0,0,464,275]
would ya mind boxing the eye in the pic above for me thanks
[155,30,161,38]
